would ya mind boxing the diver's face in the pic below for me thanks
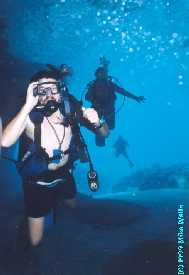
[37,78,61,105]
[96,71,107,80]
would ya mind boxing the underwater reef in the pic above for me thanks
[113,163,189,193]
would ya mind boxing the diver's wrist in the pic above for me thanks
[22,103,33,115]
[94,120,104,129]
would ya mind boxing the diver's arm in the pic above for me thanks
[114,84,146,103]
[82,107,100,126]
[2,105,31,147]
[115,85,137,99]
[1,82,39,147]
[69,95,109,137]
[82,107,109,137]
[94,120,109,137]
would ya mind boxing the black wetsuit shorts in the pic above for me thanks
[23,166,76,218]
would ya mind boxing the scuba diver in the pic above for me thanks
[1,65,108,253]
[113,135,134,168]
[85,56,146,146]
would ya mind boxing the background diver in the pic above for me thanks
[113,135,134,168]
[85,56,146,146]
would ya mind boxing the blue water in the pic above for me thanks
[0,0,189,195]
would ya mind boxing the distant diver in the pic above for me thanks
[113,135,134,168]
[85,56,146,146]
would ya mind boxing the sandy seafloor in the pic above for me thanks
[0,184,188,275]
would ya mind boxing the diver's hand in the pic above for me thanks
[136,96,146,103]
[100,56,110,67]
[25,82,39,113]
[82,108,100,127]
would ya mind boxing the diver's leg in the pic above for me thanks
[122,151,129,159]
[93,108,106,146]
[20,217,47,274]
[64,171,77,209]
[64,198,77,209]
[95,109,114,146]
[106,109,115,130]
[56,171,77,210]
[95,135,106,146]
[115,151,120,158]
[12,183,54,274]
[123,151,134,168]
[28,217,45,246]
[22,182,53,246]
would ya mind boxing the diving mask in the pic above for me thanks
[33,81,60,97]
